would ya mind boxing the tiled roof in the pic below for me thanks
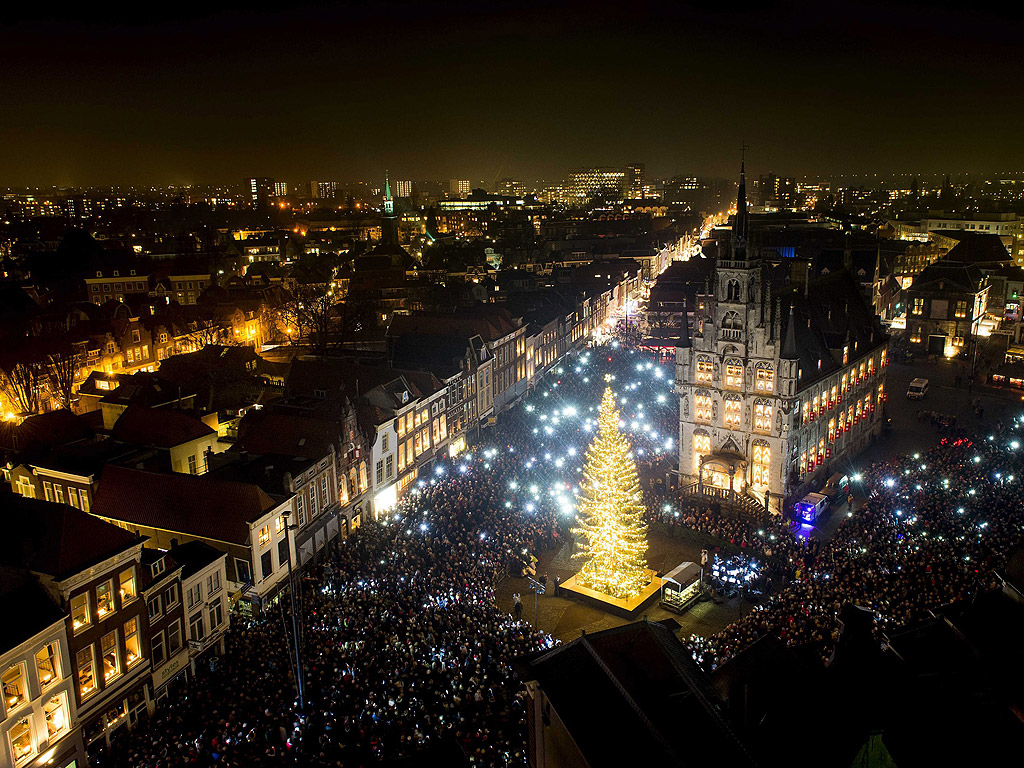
[1,494,142,579]
[779,269,887,389]
[235,410,340,459]
[111,405,215,448]
[167,540,227,580]
[93,464,279,545]
[0,570,66,648]
[0,409,94,455]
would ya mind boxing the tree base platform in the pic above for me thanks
[559,569,664,618]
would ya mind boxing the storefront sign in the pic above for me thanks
[152,649,189,689]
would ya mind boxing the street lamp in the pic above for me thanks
[280,510,305,712]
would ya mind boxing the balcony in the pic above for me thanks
[720,329,743,341]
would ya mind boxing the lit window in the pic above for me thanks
[695,392,713,422]
[77,647,96,699]
[96,580,114,618]
[693,431,711,471]
[799,451,807,475]
[71,593,90,633]
[828,417,837,442]
[724,395,741,428]
[35,643,60,690]
[44,693,69,740]
[258,525,270,547]
[119,567,136,605]
[124,619,142,668]
[101,631,120,682]
[912,297,924,315]
[754,399,772,433]
[725,359,743,389]
[2,664,26,712]
[955,300,969,319]
[752,442,770,490]
[275,516,284,533]
[695,355,713,383]
[755,363,774,392]
[8,716,32,764]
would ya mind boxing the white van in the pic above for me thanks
[907,378,929,400]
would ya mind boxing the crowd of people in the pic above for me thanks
[92,335,1024,766]
[688,429,1024,669]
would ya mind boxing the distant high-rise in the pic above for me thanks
[273,181,288,197]
[395,180,413,198]
[567,167,627,205]
[317,181,340,200]
[449,178,471,196]
[496,178,527,198]
[625,164,645,199]
[248,177,274,207]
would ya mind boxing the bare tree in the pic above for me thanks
[0,346,44,415]
[45,339,83,411]
[279,283,336,355]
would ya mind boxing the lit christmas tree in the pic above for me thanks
[572,386,650,599]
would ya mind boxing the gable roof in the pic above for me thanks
[235,410,340,459]
[92,464,281,545]
[1,494,142,579]
[111,404,215,448]
[777,269,887,388]
[517,620,757,768]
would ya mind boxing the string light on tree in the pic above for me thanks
[571,384,650,599]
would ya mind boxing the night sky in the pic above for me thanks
[2,1,1020,186]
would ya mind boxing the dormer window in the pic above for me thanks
[314,389,327,399]
[151,558,165,577]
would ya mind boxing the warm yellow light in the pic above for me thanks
[571,387,649,599]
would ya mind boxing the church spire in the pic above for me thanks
[733,145,749,255]
[381,170,398,245]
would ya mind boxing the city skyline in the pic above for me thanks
[2,1,1022,186]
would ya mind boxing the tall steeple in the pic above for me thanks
[733,146,750,258]
[381,170,398,245]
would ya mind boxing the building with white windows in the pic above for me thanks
[676,165,889,514]
[0,575,86,768]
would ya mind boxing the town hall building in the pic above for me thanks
[675,165,889,514]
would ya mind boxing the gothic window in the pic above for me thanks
[695,355,713,384]
[754,398,772,433]
[693,430,711,471]
[752,441,770,490]
[755,362,774,392]
[723,394,741,429]
[726,279,740,301]
[724,358,743,390]
[695,390,713,422]
[722,311,743,330]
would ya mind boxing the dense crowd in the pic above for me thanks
[95,345,675,767]
[688,429,1024,669]
[92,334,1024,766]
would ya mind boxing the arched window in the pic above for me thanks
[726,279,740,301]
[752,440,770,490]
[695,390,713,422]
[755,362,774,392]
[695,354,713,384]
[723,311,743,330]
[693,429,711,472]
[754,398,772,433]
[724,358,743,389]
[723,394,741,429]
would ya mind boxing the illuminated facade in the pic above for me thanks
[676,164,888,513]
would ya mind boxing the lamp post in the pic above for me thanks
[280,510,305,713]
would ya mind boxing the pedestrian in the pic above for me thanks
[847,493,854,512]
[513,593,522,621]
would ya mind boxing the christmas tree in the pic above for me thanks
[571,386,650,599]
